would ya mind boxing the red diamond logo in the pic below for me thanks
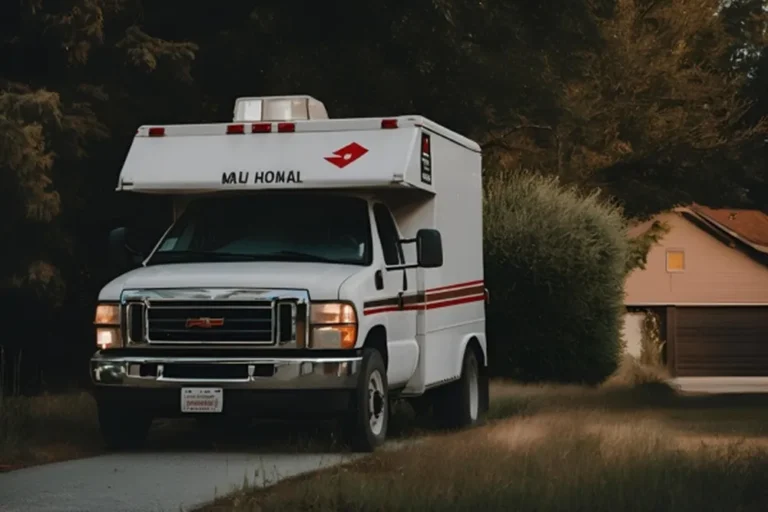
[325,142,369,169]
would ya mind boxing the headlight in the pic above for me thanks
[95,304,120,325]
[94,303,122,349]
[309,302,357,349]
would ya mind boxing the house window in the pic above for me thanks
[666,250,685,272]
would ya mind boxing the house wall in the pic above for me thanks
[625,212,768,305]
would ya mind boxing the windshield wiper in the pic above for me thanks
[148,249,342,265]
[263,250,335,263]
[147,250,267,264]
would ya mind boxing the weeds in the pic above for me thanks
[0,391,100,468]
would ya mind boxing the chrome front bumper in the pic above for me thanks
[90,354,362,390]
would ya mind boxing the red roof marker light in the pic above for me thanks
[227,124,245,134]
[148,127,165,137]
[251,123,272,133]
[277,122,296,133]
[381,119,398,129]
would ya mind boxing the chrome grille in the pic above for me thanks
[146,300,274,344]
[121,288,309,347]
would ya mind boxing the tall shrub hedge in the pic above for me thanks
[483,171,628,385]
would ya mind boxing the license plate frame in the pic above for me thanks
[181,387,223,413]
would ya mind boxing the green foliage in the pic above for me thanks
[583,0,768,218]
[483,170,629,384]
[0,0,765,390]
[0,84,106,304]
[117,26,198,81]
[485,0,768,218]
[1,0,200,390]
[626,220,671,273]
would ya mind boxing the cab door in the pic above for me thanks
[369,203,419,387]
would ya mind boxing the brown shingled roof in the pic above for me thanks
[690,204,768,248]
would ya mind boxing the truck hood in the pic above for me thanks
[98,262,364,301]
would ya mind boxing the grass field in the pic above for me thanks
[199,380,768,512]
[4,362,768,511]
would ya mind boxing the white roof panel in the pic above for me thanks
[117,116,479,195]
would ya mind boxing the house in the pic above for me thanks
[622,204,768,378]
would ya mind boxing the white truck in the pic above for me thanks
[91,95,488,452]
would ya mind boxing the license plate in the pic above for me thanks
[181,387,223,413]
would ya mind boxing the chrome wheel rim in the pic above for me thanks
[368,370,386,436]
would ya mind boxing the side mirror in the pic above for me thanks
[416,229,443,268]
[107,227,143,275]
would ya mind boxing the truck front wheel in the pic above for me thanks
[343,348,389,452]
[97,401,152,450]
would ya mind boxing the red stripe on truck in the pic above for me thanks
[362,280,485,316]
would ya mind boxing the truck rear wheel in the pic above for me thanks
[343,348,389,452]
[434,347,485,429]
[97,401,152,450]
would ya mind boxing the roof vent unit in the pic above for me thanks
[232,95,329,122]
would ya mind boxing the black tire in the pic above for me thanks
[434,347,485,430]
[343,348,389,452]
[97,401,152,450]
[479,370,490,415]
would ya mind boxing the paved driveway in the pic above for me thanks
[0,451,359,512]
[674,377,768,394]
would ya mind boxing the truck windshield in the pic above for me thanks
[147,194,372,266]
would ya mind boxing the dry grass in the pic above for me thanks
[0,392,101,469]
[4,358,768,512]
[199,371,768,512]
[605,354,672,387]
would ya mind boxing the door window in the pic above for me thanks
[373,203,403,266]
